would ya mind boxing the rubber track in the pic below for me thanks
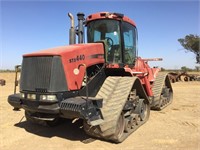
[152,72,172,110]
[84,76,138,140]
[152,72,167,100]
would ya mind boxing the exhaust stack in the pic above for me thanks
[68,12,85,44]
[68,13,75,44]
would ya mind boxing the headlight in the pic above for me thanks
[40,95,47,100]
[27,94,36,100]
[20,93,25,99]
[47,95,57,101]
[40,95,57,101]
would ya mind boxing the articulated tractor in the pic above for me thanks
[8,12,173,143]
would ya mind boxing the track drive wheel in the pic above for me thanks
[135,99,149,121]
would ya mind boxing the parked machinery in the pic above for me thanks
[8,12,173,143]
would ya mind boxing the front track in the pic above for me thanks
[84,76,150,143]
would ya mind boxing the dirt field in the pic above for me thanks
[0,72,200,150]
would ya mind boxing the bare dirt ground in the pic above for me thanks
[0,72,200,150]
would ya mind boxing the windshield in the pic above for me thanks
[87,19,137,65]
[87,19,122,63]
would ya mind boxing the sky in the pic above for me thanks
[0,0,199,70]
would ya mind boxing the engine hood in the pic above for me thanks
[23,43,103,57]
[22,43,105,91]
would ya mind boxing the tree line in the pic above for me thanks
[178,34,200,64]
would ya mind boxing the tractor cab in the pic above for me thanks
[86,12,138,66]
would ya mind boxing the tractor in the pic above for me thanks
[8,12,173,143]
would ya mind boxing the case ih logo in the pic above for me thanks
[69,55,85,63]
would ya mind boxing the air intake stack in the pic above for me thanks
[77,12,85,44]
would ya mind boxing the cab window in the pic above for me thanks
[87,19,122,64]
[122,22,137,64]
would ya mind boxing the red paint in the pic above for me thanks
[123,57,161,97]
[86,12,136,27]
[25,44,160,97]
[24,43,105,90]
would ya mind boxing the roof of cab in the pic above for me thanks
[86,12,136,27]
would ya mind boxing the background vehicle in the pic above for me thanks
[8,12,173,143]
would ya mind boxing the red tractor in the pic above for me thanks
[8,12,173,143]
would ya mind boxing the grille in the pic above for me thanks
[60,98,86,112]
[20,56,53,91]
[60,102,82,112]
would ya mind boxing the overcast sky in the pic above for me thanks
[1,0,199,69]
